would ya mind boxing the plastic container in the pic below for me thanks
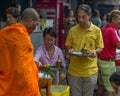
[41,85,70,96]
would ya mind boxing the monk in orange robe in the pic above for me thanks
[0,8,40,96]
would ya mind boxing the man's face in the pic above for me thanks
[77,9,91,27]
[113,15,120,29]
[111,81,119,93]
[27,19,38,34]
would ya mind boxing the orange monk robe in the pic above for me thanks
[0,23,40,96]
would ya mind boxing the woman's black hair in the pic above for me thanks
[92,9,100,17]
[43,27,57,39]
[110,72,120,86]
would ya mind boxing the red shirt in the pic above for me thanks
[98,23,120,59]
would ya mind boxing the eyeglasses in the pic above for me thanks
[44,39,55,42]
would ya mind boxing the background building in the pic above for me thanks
[0,0,120,52]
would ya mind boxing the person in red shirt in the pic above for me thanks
[96,10,120,96]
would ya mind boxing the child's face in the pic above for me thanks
[111,82,119,93]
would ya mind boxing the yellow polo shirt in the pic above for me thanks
[65,23,104,77]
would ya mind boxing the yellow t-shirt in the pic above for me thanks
[65,23,104,77]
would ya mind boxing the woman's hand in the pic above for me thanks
[35,61,45,68]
